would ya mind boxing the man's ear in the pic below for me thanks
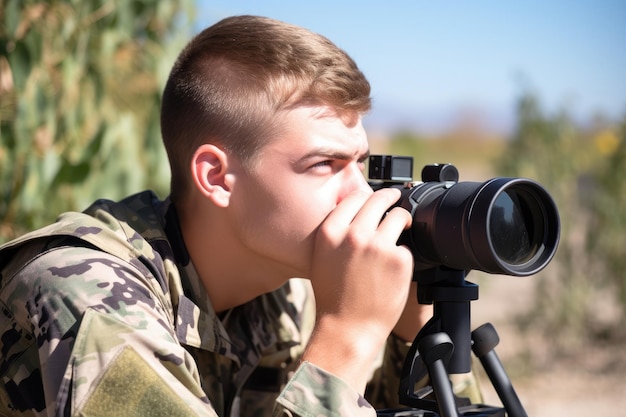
[190,144,232,207]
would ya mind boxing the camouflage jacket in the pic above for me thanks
[0,191,481,417]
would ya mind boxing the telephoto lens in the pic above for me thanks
[397,165,560,277]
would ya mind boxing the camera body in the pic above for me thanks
[368,155,560,278]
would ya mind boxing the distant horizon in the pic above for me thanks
[362,79,622,137]
[196,1,626,135]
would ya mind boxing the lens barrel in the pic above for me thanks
[397,177,560,276]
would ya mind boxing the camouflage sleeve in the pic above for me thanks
[365,333,417,409]
[0,243,217,416]
[275,361,376,417]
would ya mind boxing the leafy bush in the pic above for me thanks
[496,90,625,350]
[0,0,193,243]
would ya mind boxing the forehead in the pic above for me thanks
[263,106,369,158]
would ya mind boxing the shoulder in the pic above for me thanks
[1,191,178,332]
[2,243,172,328]
[1,191,176,289]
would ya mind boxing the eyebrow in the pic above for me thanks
[295,147,371,165]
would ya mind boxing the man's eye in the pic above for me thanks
[310,160,333,169]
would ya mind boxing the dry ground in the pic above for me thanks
[471,274,626,416]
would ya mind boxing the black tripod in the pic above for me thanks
[377,267,529,417]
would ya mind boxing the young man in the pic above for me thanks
[0,16,480,416]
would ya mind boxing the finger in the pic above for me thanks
[349,187,403,230]
[376,206,412,243]
[321,190,371,229]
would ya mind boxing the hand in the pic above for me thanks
[302,188,414,392]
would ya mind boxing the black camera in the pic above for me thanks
[369,155,559,416]
[368,155,560,278]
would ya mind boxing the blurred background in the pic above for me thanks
[1,1,625,414]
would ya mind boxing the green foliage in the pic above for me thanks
[496,90,626,350]
[386,130,427,160]
[0,0,194,243]
[586,120,626,310]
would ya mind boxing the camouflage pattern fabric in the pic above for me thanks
[0,190,482,416]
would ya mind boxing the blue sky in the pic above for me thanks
[195,1,626,134]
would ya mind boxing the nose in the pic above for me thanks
[337,162,372,203]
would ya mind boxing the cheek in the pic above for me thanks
[271,196,330,237]
[236,171,344,245]
[261,192,336,249]
[232,183,309,239]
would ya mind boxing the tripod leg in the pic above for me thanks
[472,323,528,417]
[418,333,460,417]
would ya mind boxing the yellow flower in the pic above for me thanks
[594,129,620,156]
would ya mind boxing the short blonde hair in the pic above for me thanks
[160,15,371,200]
